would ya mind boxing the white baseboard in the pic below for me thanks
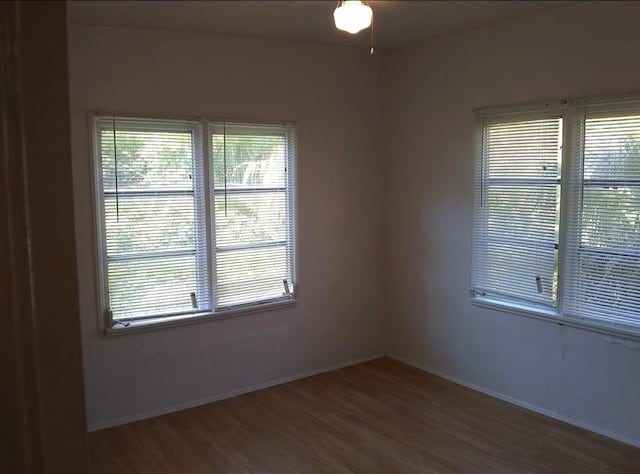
[87,353,384,432]
[388,354,640,449]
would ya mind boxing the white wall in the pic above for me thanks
[383,2,640,446]
[68,25,385,429]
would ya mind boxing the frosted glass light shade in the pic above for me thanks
[333,1,372,34]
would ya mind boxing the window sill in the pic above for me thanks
[471,296,640,342]
[101,298,297,337]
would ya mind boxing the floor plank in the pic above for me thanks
[88,358,640,473]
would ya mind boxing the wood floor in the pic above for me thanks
[89,358,640,473]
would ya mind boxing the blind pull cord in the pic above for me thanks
[480,124,486,208]
[370,9,374,55]
[579,105,587,212]
[223,122,228,217]
[112,116,120,222]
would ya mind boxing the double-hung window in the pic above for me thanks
[563,102,640,330]
[210,124,295,309]
[472,114,563,309]
[93,116,296,332]
[472,98,640,337]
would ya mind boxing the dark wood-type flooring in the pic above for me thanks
[89,358,640,473]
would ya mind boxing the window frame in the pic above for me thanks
[90,115,298,336]
[471,99,640,340]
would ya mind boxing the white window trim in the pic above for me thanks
[471,97,640,341]
[106,299,298,336]
[90,114,298,336]
[471,296,640,341]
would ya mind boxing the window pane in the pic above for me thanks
[108,255,198,319]
[214,192,287,248]
[105,195,195,255]
[101,129,194,190]
[216,246,289,308]
[486,185,559,243]
[486,119,561,179]
[483,241,558,304]
[574,250,640,325]
[211,131,286,188]
[584,115,640,181]
[581,187,640,250]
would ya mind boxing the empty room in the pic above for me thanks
[3,1,640,472]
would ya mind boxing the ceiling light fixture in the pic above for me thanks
[333,1,373,35]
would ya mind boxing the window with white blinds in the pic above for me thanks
[472,116,563,308]
[563,103,640,329]
[94,117,296,330]
[211,124,295,309]
[472,99,640,337]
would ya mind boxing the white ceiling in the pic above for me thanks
[68,1,574,49]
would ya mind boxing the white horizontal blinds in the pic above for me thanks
[564,101,640,327]
[472,116,563,307]
[210,123,295,309]
[97,117,209,320]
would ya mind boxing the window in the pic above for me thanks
[210,124,295,309]
[472,116,563,308]
[564,105,640,329]
[93,117,296,332]
[472,98,640,337]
